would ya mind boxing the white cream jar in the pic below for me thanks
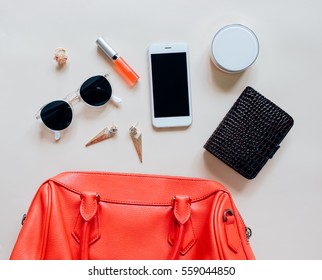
[211,24,259,73]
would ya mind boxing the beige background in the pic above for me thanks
[1,0,321,259]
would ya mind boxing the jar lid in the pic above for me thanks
[211,24,259,73]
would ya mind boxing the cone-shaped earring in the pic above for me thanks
[129,124,142,163]
[85,125,118,147]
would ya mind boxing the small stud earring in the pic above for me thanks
[85,125,118,147]
[54,47,68,66]
[129,123,142,163]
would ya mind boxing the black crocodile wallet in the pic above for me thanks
[204,86,294,179]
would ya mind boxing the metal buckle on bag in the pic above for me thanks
[21,214,27,225]
[246,226,252,239]
[223,209,234,222]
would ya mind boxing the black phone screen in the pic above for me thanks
[151,52,190,118]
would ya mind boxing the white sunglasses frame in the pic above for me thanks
[36,74,122,141]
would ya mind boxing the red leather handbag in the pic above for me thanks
[10,171,255,260]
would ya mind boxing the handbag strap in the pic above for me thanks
[169,195,192,260]
[78,193,192,260]
[79,192,100,260]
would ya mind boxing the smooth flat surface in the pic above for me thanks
[0,0,321,259]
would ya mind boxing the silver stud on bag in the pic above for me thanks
[129,123,142,163]
[85,125,118,147]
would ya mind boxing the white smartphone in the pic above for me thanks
[148,43,192,128]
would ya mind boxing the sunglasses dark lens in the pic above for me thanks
[79,75,112,107]
[40,100,72,131]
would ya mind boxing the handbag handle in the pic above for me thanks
[79,192,100,260]
[169,195,192,260]
[78,193,192,260]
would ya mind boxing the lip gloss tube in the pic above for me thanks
[96,37,140,86]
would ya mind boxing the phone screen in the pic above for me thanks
[151,52,190,118]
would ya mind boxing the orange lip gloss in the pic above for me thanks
[96,37,140,86]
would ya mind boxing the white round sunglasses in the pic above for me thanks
[36,74,121,140]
